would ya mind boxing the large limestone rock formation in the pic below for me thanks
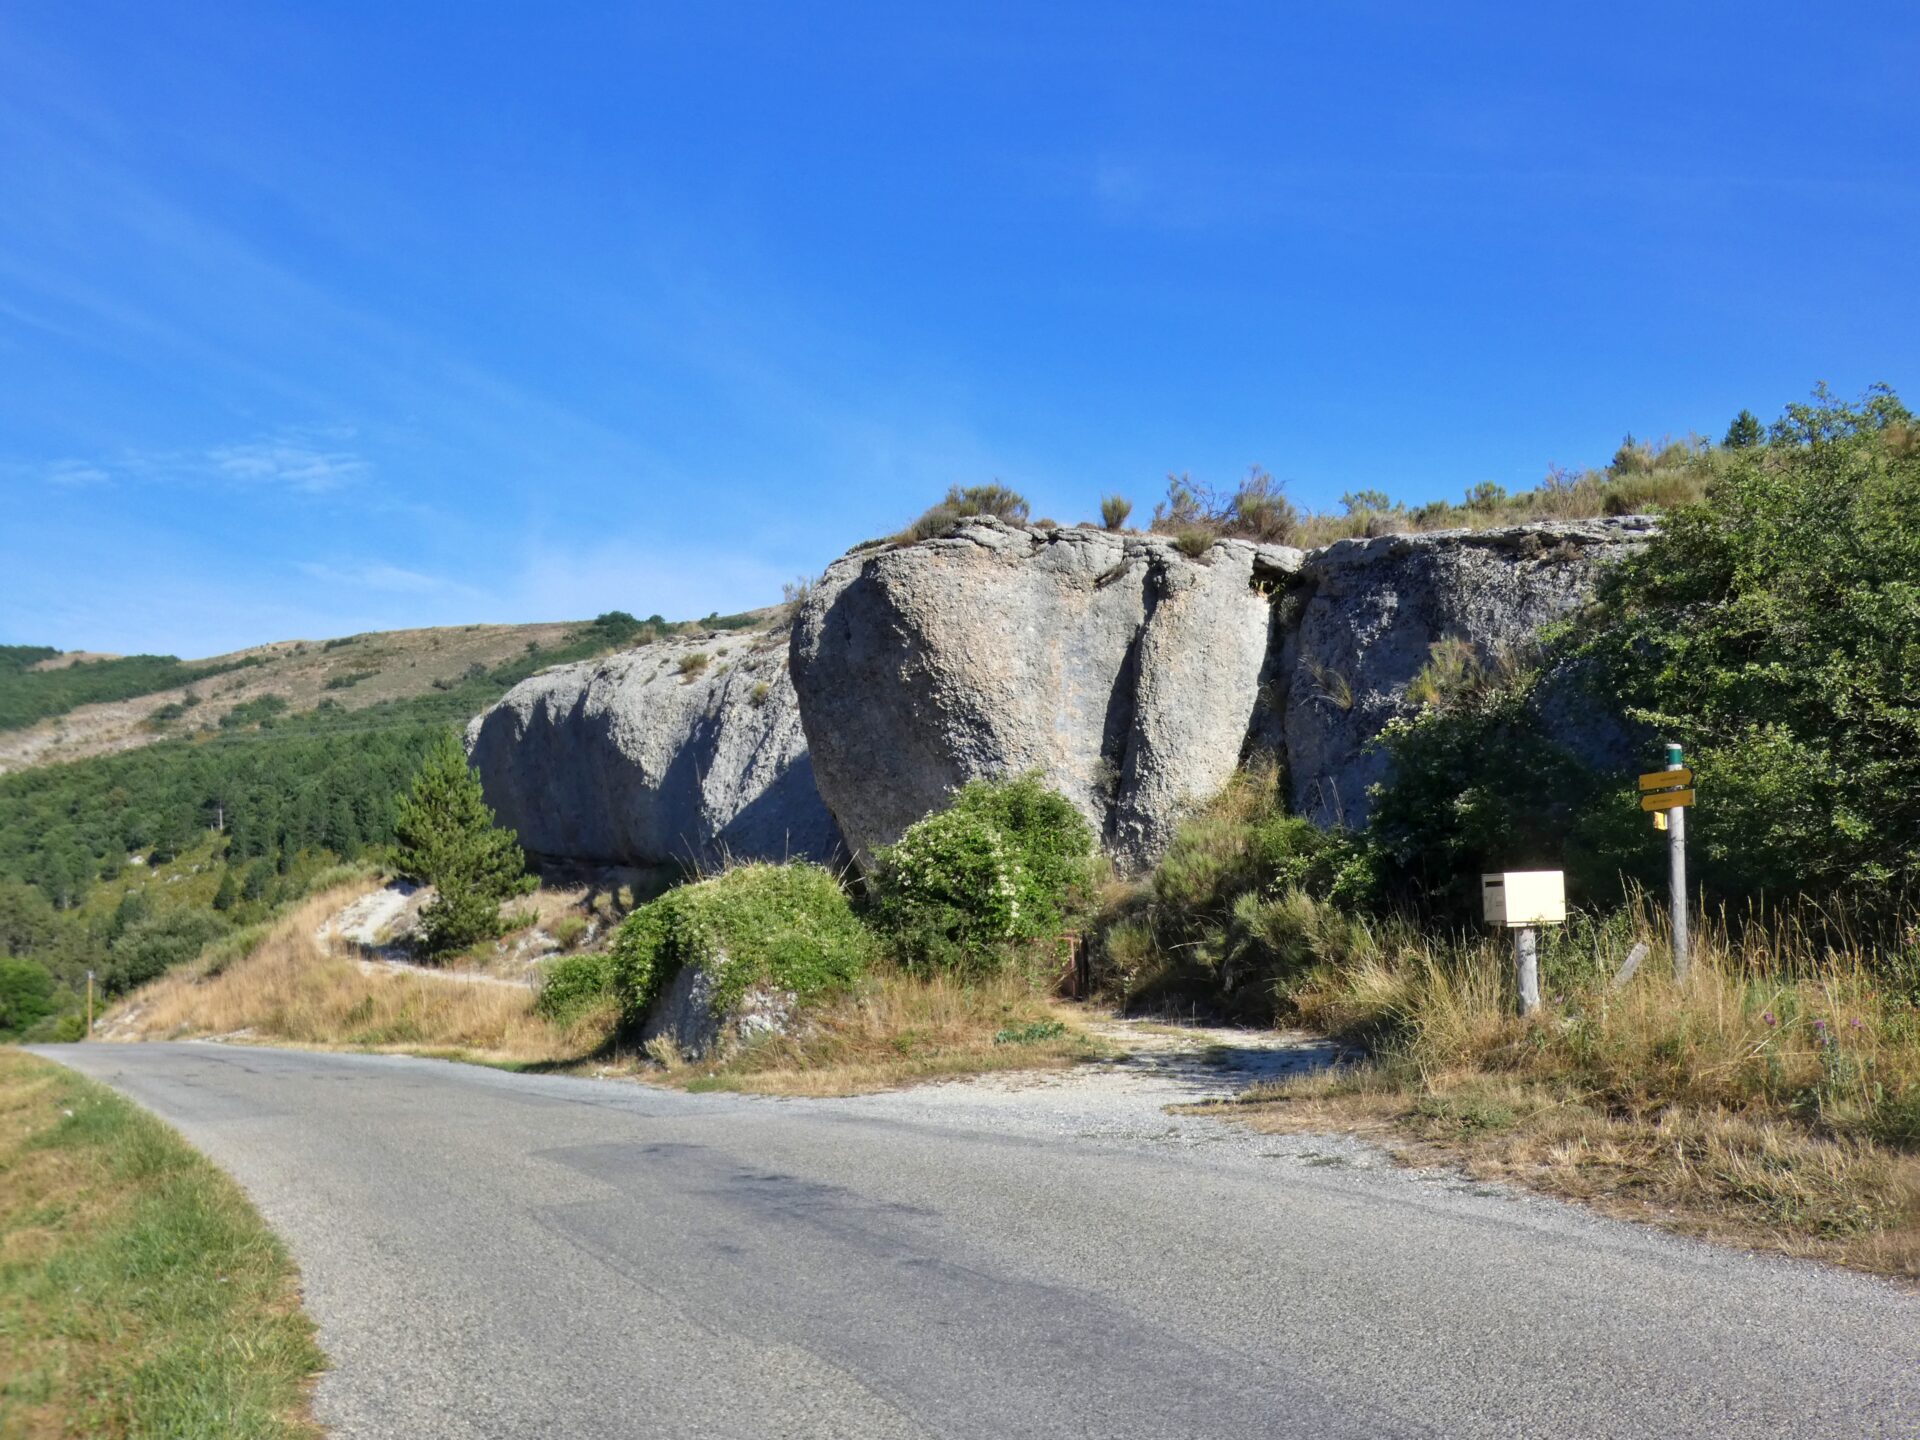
[464,631,842,870]
[1274,517,1656,826]
[467,514,1654,876]
[789,518,1301,868]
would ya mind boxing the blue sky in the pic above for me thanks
[2,2,1915,658]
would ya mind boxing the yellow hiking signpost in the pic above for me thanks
[1642,748,1693,979]
[1640,788,1695,812]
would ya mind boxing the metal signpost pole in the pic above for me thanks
[1666,743,1689,982]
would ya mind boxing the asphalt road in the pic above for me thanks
[36,1041,1920,1439]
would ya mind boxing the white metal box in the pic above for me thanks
[1482,870,1566,928]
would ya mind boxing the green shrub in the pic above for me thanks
[608,863,872,1024]
[102,909,231,994]
[676,652,709,680]
[35,1010,88,1042]
[1093,766,1371,1019]
[0,956,56,1034]
[551,914,589,949]
[218,694,289,730]
[994,1019,1067,1045]
[1867,1089,1920,1151]
[869,776,1095,972]
[535,951,616,1024]
[1099,495,1132,531]
[199,922,272,979]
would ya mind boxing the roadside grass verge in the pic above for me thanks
[108,883,617,1065]
[648,969,1104,1095]
[1202,905,1920,1278]
[0,1049,324,1437]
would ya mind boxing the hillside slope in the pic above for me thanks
[0,623,581,775]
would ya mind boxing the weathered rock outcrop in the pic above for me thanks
[468,514,1654,876]
[789,519,1300,868]
[465,632,842,870]
[640,961,798,1062]
[1274,517,1655,826]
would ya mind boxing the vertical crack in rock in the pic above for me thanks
[1096,624,1147,849]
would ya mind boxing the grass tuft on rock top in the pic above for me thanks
[608,862,874,1025]
[891,483,1030,544]
[0,1049,325,1437]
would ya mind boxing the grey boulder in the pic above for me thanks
[789,519,1300,869]
[464,632,843,870]
[1274,517,1656,826]
[639,960,799,1063]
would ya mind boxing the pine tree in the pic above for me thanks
[1723,408,1764,449]
[242,859,273,903]
[211,868,239,911]
[391,732,532,957]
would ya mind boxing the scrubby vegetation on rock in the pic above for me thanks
[608,862,873,1028]
[892,483,1031,544]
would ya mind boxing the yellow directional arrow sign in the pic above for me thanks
[1641,788,1695,812]
[1639,768,1693,791]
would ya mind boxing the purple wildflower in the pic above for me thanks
[1762,1011,1777,1027]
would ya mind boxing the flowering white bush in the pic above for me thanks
[869,776,1093,971]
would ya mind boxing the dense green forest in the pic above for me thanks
[0,645,262,732]
[0,608,762,1036]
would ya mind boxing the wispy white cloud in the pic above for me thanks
[210,440,369,493]
[6,431,372,495]
[43,459,110,486]
[296,559,459,595]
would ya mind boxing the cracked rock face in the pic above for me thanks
[1274,517,1656,827]
[464,632,844,871]
[467,515,1653,877]
[789,519,1300,869]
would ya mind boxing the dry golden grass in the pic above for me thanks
[103,883,1100,1095]
[651,969,1104,1096]
[1216,903,1920,1278]
[110,881,613,1065]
